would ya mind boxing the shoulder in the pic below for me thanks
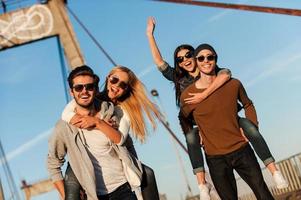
[99,100,115,120]
[116,106,129,121]
[229,78,242,85]
[54,119,70,130]
[53,119,77,136]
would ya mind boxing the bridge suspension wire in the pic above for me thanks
[66,5,117,66]
[56,36,70,104]
[153,0,301,17]
[0,139,21,200]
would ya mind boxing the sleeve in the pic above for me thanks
[237,81,259,127]
[158,61,175,82]
[216,67,232,77]
[61,99,76,123]
[116,109,131,146]
[46,122,67,182]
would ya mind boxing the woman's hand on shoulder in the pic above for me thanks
[70,115,99,130]
[184,92,208,104]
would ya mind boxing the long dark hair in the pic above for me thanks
[173,44,195,107]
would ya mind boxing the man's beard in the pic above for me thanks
[74,97,94,109]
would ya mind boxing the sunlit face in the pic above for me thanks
[70,75,96,108]
[195,49,216,75]
[176,49,196,72]
[107,70,129,102]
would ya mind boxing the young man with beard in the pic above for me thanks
[47,65,137,200]
[180,44,274,200]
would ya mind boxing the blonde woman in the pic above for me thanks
[62,66,161,200]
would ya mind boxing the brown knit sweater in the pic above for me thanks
[180,78,258,156]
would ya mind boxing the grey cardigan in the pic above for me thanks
[47,119,99,200]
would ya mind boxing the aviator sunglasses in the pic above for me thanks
[72,83,95,92]
[176,51,193,64]
[196,54,216,62]
[109,76,128,90]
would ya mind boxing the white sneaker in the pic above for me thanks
[199,183,211,200]
[273,170,289,189]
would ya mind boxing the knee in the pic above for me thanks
[239,118,261,139]
[185,128,199,146]
[143,165,155,180]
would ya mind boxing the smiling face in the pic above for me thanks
[106,70,130,103]
[70,75,96,108]
[196,49,216,75]
[176,49,196,73]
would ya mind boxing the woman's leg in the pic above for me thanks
[140,164,160,200]
[64,163,84,200]
[239,117,288,189]
[178,111,211,199]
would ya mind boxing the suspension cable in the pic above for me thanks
[66,5,117,66]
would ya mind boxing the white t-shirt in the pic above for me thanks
[62,100,131,194]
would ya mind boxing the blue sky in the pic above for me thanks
[1,0,301,199]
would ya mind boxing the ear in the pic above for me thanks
[69,89,75,98]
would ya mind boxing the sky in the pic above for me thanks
[1,0,301,199]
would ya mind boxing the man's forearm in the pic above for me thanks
[54,180,65,199]
[203,72,230,97]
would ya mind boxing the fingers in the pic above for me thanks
[70,114,82,125]
[148,16,155,24]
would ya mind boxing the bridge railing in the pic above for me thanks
[238,153,301,200]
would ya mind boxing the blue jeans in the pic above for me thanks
[239,118,275,165]
[206,144,274,200]
[97,182,137,200]
[64,164,159,200]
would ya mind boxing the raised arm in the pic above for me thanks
[146,17,165,67]
[146,17,175,81]
[184,68,232,104]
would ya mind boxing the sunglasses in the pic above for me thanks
[196,55,216,62]
[72,83,95,92]
[176,51,193,64]
[109,76,128,90]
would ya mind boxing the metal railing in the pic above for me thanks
[238,153,301,200]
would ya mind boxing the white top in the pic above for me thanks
[62,100,131,194]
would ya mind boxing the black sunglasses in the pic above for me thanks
[196,55,216,62]
[176,51,193,64]
[72,83,95,92]
[109,76,128,90]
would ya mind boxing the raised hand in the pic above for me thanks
[146,16,156,37]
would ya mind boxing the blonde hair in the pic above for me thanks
[108,66,161,142]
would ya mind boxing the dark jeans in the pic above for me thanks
[64,163,159,200]
[239,117,275,165]
[141,164,160,200]
[64,163,83,200]
[97,182,137,200]
[206,144,274,200]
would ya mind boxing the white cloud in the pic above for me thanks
[137,65,156,78]
[246,52,301,87]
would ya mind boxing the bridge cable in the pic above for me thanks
[66,6,117,66]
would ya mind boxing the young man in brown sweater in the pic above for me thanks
[180,44,274,200]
